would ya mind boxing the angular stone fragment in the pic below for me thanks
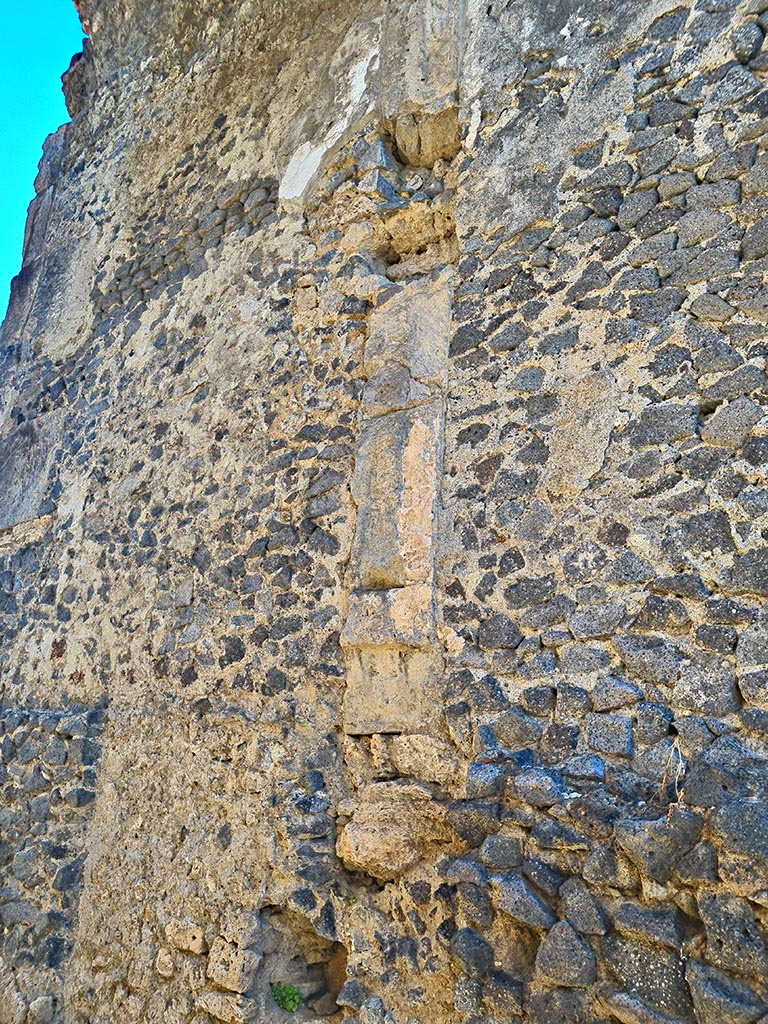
[613,635,681,685]
[686,959,764,1024]
[592,676,642,711]
[513,768,564,807]
[685,736,768,808]
[674,655,740,716]
[478,614,523,651]
[615,809,703,883]
[450,927,494,977]
[701,396,763,448]
[602,934,694,1019]
[560,877,607,935]
[698,892,768,975]
[490,872,556,928]
[567,602,625,640]
[728,549,768,597]
[491,705,542,747]
[586,714,634,756]
[742,216,768,261]
[614,905,683,949]
[701,65,762,112]
[597,987,691,1024]
[336,782,450,880]
[737,617,768,670]
[631,402,698,445]
[535,921,596,987]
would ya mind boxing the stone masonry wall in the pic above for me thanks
[1,1,768,1022]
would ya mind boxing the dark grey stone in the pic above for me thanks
[592,676,642,712]
[479,835,522,871]
[613,635,682,685]
[636,702,673,745]
[535,921,596,988]
[567,602,625,640]
[699,892,768,975]
[686,180,741,209]
[482,971,523,1017]
[673,840,719,885]
[674,655,741,716]
[684,736,768,807]
[631,401,698,445]
[450,927,494,977]
[491,706,542,747]
[478,614,523,651]
[466,762,506,799]
[503,575,556,608]
[686,959,764,1024]
[615,808,703,883]
[490,872,555,928]
[602,933,694,1019]
[728,549,768,597]
[586,714,634,757]
[513,768,564,807]
[559,877,607,935]
[614,904,683,949]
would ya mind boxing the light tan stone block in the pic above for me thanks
[365,273,452,387]
[206,937,260,994]
[342,585,434,649]
[336,781,450,879]
[196,991,259,1024]
[350,404,442,589]
[343,647,441,736]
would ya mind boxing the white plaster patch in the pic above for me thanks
[279,40,380,201]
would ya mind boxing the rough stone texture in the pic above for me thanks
[2,0,768,1021]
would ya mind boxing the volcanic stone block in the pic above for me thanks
[490,872,555,928]
[686,960,764,1024]
[450,927,494,978]
[535,921,596,988]
[615,809,703,883]
[560,877,607,935]
[698,893,768,976]
[0,413,63,531]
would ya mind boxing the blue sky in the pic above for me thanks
[1,0,85,314]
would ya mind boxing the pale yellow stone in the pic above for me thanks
[388,734,460,786]
[166,920,208,955]
[196,991,259,1024]
[206,937,260,994]
[336,781,451,879]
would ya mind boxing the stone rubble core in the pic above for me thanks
[1,0,768,1022]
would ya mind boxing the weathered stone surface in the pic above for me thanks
[535,921,596,987]
[490,872,556,928]
[698,892,768,976]
[336,782,450,880]
[1,0,768,1020]
[615,809,703,883]
[686,960,765,1024]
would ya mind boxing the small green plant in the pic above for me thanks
[272,982,302,1013]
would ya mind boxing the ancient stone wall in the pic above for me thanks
[1,0,768,1022]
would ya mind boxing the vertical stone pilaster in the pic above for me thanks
[342,270,453,736]
[379,0,463,166]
